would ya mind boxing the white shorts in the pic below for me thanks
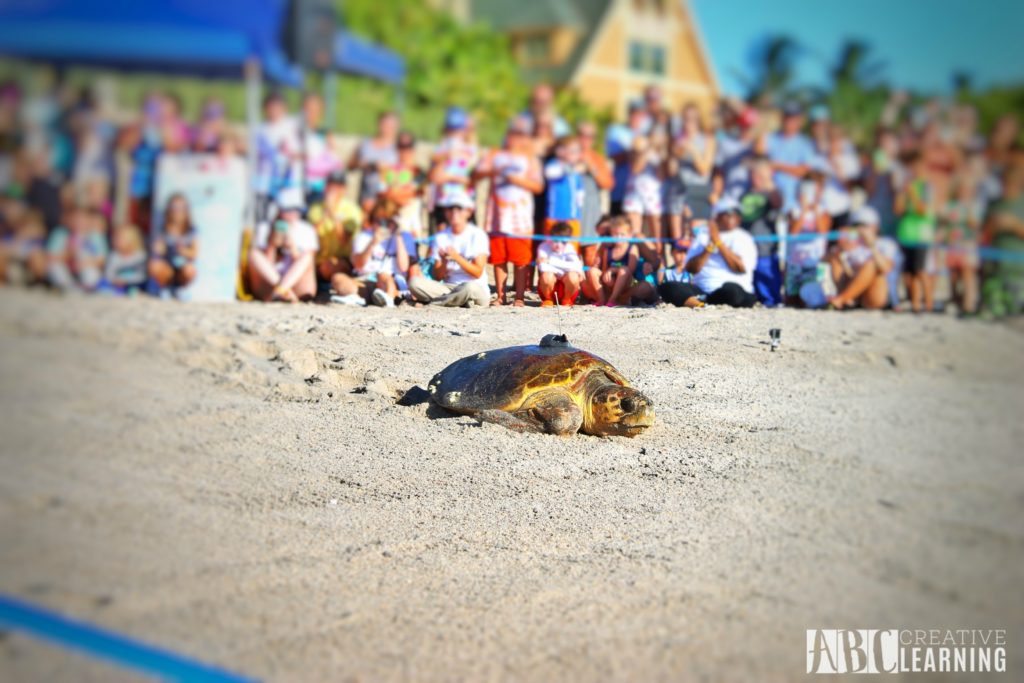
[623,181,663,215]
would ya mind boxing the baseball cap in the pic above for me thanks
[276,187,305,212]
[444,106,469,131]
[671,239,690,252]
[849,206,880,227]
[441,188,475,210]
[782,101,803,117]
[712,196,741,217]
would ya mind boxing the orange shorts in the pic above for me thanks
[553,280,579,305]
[489,233,533,267]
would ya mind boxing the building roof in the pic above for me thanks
[469,0,612,85]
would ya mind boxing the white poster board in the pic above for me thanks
[153,155,247,302]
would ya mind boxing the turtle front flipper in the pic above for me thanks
[476,389,583,435]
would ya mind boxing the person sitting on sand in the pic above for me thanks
[149,193,198,297]
[248,188,318,302]
[657,197,757,308]
[102,224,148,295]
[536,221,583,307]
[590,216,638,307]
[308,171,363,284]
[408,189,490,307]
[826,206,897,310]
[46,202,107,293]
[329,199,416,307]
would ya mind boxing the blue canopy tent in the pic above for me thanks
[0,0,304,229]
[0,0,303,85]
[334,30,405,84]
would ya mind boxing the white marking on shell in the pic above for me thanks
[445,391,461,405]
[428,384,436,394]
[477,352,486,359]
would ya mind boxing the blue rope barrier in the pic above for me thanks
[0,594,257,682]
[413,230,1024,262]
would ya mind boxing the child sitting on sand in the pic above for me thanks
[593,216,638,307]
[536,221,583,307]
[102,224,148,295]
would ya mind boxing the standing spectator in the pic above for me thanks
[127,93,167,231]
[542,135,585,242]
[380,131,427,239]
[864,128,906,237]
[606,102,648,215]
[148,193,198,296]
[986,114,1019,178]
[255,92,301,214]
[643,84,673,137]
[248,188,318,302]
[428,107,479,233]
[159,93,191,153]
[739,156,784,306]
[766,102,816,211]
[980,160,1024,318]
[408,190,490,308]
[521,84,570,138]
[308,171,363,283]
[896,151,938,313]
[300,93,341,203]
[623,131,665,239]
[536,221,584,307]
[193,98,227,153]
[576,121,614,269]
[941,177,982,314]
[478,117,542,307]
[713,98,758,202]
[348,111,399,213]
[659,198,757,308]
[664,102,716,253]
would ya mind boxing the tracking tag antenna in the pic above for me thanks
[554,291,564,338]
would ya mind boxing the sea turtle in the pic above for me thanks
[428,334,654,436]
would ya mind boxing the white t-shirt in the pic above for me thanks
[255,218,319,274]
[351,229,387,277]
[537,241,583,276]
[686,228,757,293]
[431,223,490,286]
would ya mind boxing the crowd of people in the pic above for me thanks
[1,79,1022,317]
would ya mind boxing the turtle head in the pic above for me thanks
[587,385,655,437]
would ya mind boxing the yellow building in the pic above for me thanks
[461,0,718,117]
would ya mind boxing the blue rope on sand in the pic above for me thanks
[0,594,256,682]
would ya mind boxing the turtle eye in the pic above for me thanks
[620,397,636,413]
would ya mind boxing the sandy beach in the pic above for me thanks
[0,289,1021,681]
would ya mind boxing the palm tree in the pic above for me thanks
[732,34,801,107]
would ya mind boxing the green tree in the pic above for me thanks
[338,0,526,145]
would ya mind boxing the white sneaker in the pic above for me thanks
[330,293,367,307]
[372,289,395,307]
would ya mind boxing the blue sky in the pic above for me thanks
[689,0,1024,96]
